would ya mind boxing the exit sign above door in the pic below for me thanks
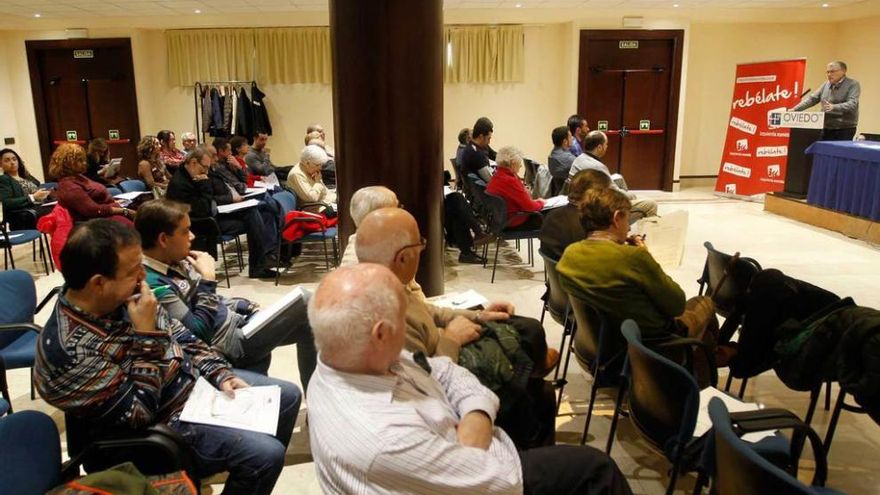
[73,49,94,59]
[619,41,639,49]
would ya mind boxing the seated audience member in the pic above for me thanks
[569,131,658,221]
[85,138,123,186]
[557,188,719,385]
[304,135,337,188]
[244,132,278,184]
[307,263,633,495]
[286,145,337,214]
[486,146,545,231]
[547,125,576,181]
[340,185,399,266]
[0,148,52,222]
[444,179,491,264]
[180,132,197,154]
[460,117,495,183]
[211,137,247,194]
[157,130,185,172]
[34,219,301,495]
[539,169,612,260]
[166,145,278,278]
[455,127,471,170]
[568,114,589,157]
[51,143,134,225]
[229,135,250,172]
[356,207,558,446]
[135,199,316,385]
[136,135,171,197]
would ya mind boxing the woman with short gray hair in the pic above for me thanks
[486,145,545,231]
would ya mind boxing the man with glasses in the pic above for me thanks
[791,61,860,141]
[180,132,198,153]
[355,207,560,447]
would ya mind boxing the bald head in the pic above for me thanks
[308,263,406,370]
[356,208,420,266]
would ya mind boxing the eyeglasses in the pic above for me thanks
[393,237,426,260]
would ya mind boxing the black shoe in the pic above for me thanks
[249,268,278,279]
[458,251,486,264]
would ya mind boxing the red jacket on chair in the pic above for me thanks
[486,167,544,227]
[36,204,74,270]
[282,210,338,243]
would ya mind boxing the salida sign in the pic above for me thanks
[715,59,806,197]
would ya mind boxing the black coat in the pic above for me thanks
[251,85,272,136]
[235,88,254,140]
[538,203,584,260]
[166,166,216,218]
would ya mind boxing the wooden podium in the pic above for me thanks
[782,127,823,199]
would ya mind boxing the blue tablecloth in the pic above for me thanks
[806,141,880,221]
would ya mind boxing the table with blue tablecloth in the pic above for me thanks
[805,141,880,221]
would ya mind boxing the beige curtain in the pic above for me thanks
[445,25,524,84]
[166,29,255,86]
[255,27,332,85]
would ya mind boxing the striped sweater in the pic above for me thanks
[34,293,234,428]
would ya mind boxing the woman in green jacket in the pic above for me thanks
[0,148,53,228]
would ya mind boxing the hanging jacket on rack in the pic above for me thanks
[222,87,234,134]
[201,87,213,133]
[210,89,224,136]
[251,84,272,136]
[236,86,254,141]
[230,87,238,136]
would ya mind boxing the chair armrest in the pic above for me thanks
[299,201,331,210]
[729,408,828,487]
[36,286,62,313]
[656,336,718,386]
[0,323,41,334]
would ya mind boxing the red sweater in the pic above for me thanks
[486,167,544,227]
[57,174,130,225]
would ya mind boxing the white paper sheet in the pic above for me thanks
[243,187,267,198]
[217,199,260,214]
[541,195,568,211]
[633,210,689,270]
[241,287,305,339]
[427,289,490,310]
[114,191,149,200]
[179,377,280,435]
[694,386,776,443]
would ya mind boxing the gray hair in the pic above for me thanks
[307,264,404,363]
[350,186,398,227]
[495,146,524,170]
[300,144,329,166]
[180,132,196,141]
[828,61,847,72]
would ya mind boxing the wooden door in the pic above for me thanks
[27,39,140,179]
[577,31,683,191]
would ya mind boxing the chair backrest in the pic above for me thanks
[274,190,297,214]
[709,398,819,495]
[449,158,464,191]
[0,270,37,349]
[621,320,700,460]
[107,186,123,196]
[700,241,762,317]
[118,179,148,193]
[538,249,568,321]
[0,410,62,494]
[568,293,626,380]
[523,158,538,189]
[480,192,509,236]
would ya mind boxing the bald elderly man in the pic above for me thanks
[356,207,559,447]
[307,263,633,495]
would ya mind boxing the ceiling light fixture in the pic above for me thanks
[821,2,829,6]
[673,3,679,6]
[194,9,202,13]
[515,3,523,7]
[33,13,41,18]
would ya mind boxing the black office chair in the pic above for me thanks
[561,293,626,449]
[708,398,838,495]
[696,241,761,397]
[537,249,573,382]
[477,191,542,283]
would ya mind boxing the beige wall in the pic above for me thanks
[0,11,875,184]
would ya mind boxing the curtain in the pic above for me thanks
[166,29,255,86]
[444,25,524,84]
[255,27,332,85]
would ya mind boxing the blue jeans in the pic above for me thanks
[170,370,302,495]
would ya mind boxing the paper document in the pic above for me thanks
[694,387,776,443]
[101,158,122,178]
[427,289,490,310]
[244,187,267,198]
[632,210,689,270]
[541,195,568,211]
[444,186,454,197]
[179,377,280,435]
[114,191,148,200]
[241,287,305,339]
[218,199,260,214]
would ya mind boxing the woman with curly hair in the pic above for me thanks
[51,143,133,225]
[136,135,170,197]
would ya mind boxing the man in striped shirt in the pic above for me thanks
[34,219,302,495]
[307,263,632,495]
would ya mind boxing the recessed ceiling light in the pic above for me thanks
[515,3,522,7]
[33,13,41,18]
[821,2,829,6]
[194,9,202,13]
[673,3,679,6]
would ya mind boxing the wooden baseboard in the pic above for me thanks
[765,193,880,244]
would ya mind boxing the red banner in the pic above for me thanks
[714,59,806,197]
